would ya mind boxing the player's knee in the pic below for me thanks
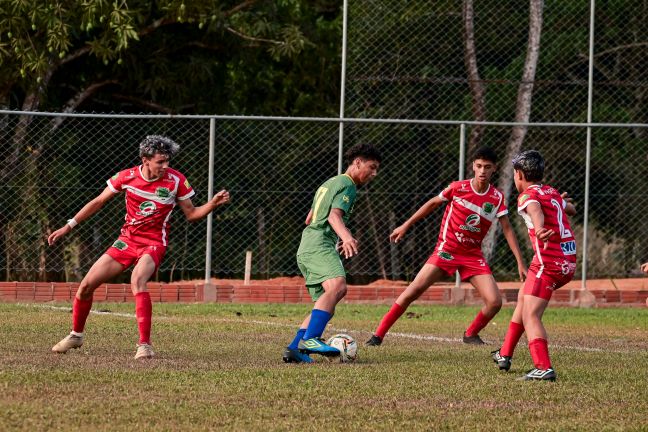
[77,281,95,300]
[486,297,502,312]
[333,284,347,300]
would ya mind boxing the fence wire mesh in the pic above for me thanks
[0,0,647,283]
[346,1,647,126]
[0,113,646,283]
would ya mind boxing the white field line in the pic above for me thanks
[16,303,636,354]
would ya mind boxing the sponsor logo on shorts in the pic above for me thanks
[112,239,128,251]
[438,251,454,261]
[460,214,481,232]
[560,240,576,256]
[482,202,494,214]
[137,201,157,216]
[155,187,170,198]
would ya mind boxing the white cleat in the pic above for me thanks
[134,343,155,360]
[52,333,84,353]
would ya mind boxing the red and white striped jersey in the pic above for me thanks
[517,184,577,272]
[107,166,195,246]
[435,180,508,256]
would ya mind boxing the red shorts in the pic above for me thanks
[426,249,491,282]
[523,261,576,301]
[105,236,167,271]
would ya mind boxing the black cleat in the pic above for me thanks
[463,332,485,345]
[365,335,383,346]
[491,349,512,371]
[282,347,313,364]
[518,368,557,381]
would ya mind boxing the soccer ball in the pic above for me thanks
[326,333,358,363]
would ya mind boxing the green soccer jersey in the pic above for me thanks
[297,174,357,254]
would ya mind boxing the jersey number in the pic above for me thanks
[550,198,572,239]
[311,187,329,223]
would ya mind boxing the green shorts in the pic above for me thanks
[296,249,346,301]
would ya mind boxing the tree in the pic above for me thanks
[482,0,544,261]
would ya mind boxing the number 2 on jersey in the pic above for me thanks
[550,198,572,238]
[311,187,329,223]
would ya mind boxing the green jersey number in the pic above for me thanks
[311,187,329,223]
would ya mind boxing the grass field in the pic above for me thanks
[1,302,647,431]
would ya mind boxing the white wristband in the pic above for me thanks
[67,218,78,229]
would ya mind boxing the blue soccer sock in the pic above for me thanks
[303,309,332,340]
[288,328,307,350]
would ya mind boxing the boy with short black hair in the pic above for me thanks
[491,150,577,381]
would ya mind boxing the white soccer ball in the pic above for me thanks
[326,333,358,363]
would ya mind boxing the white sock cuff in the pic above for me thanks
[70,331,84,337]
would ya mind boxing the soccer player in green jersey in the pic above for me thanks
[283,143,382,363]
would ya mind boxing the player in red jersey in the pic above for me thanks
[366,147,527,346]
[48,136,230,359]
[491,150,576,381]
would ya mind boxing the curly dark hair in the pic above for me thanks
[139,135,180,159]
[512,150,545,182]
[344,143,382,165]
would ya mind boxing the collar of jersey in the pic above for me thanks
[469,178,490,196]
[139,165,161,183]
[343,173,356,185]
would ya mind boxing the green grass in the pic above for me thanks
[1,302,647,431]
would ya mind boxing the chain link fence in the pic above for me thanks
[0,112,645,283]
[0,1,646,283]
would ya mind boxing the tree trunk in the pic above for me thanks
[483,0,544,261]
[462,0,487,156]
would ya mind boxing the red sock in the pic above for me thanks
[72,297,93,333]
[500,321,525,357]
[135,292,152,344]
[529,338,551,370]
[375,303,406,338]
[465,311,491,337]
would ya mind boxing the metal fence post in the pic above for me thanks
[578,0,596,306]
[337,0,349,175]
[204,118,216,299]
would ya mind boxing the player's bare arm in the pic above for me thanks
[561,191,577,216]
[304,209,313,225]
[47,187,117,246]
[499,215,528,281]
[390,196,445,243]
[526,201,554,249]
[328,208,358,258]
[178,189,230,222]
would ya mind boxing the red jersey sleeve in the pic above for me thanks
[517,188,539,211]
[176,173,195,201]
[438,182,457,202]
[106,170,127,193]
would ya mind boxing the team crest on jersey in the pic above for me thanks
[112,239,128,251]
[155,187,170,198]
[519,194,530,205]
[137,201,157,216]
[482,202,494,214]
[111,173,119,180]
[460,214,481,232]
[184,179,191,189]
[438,251,454,261]
[342,195,350,203]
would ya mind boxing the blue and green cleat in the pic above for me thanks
[298,337,341,357]
[282,347,313,364]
